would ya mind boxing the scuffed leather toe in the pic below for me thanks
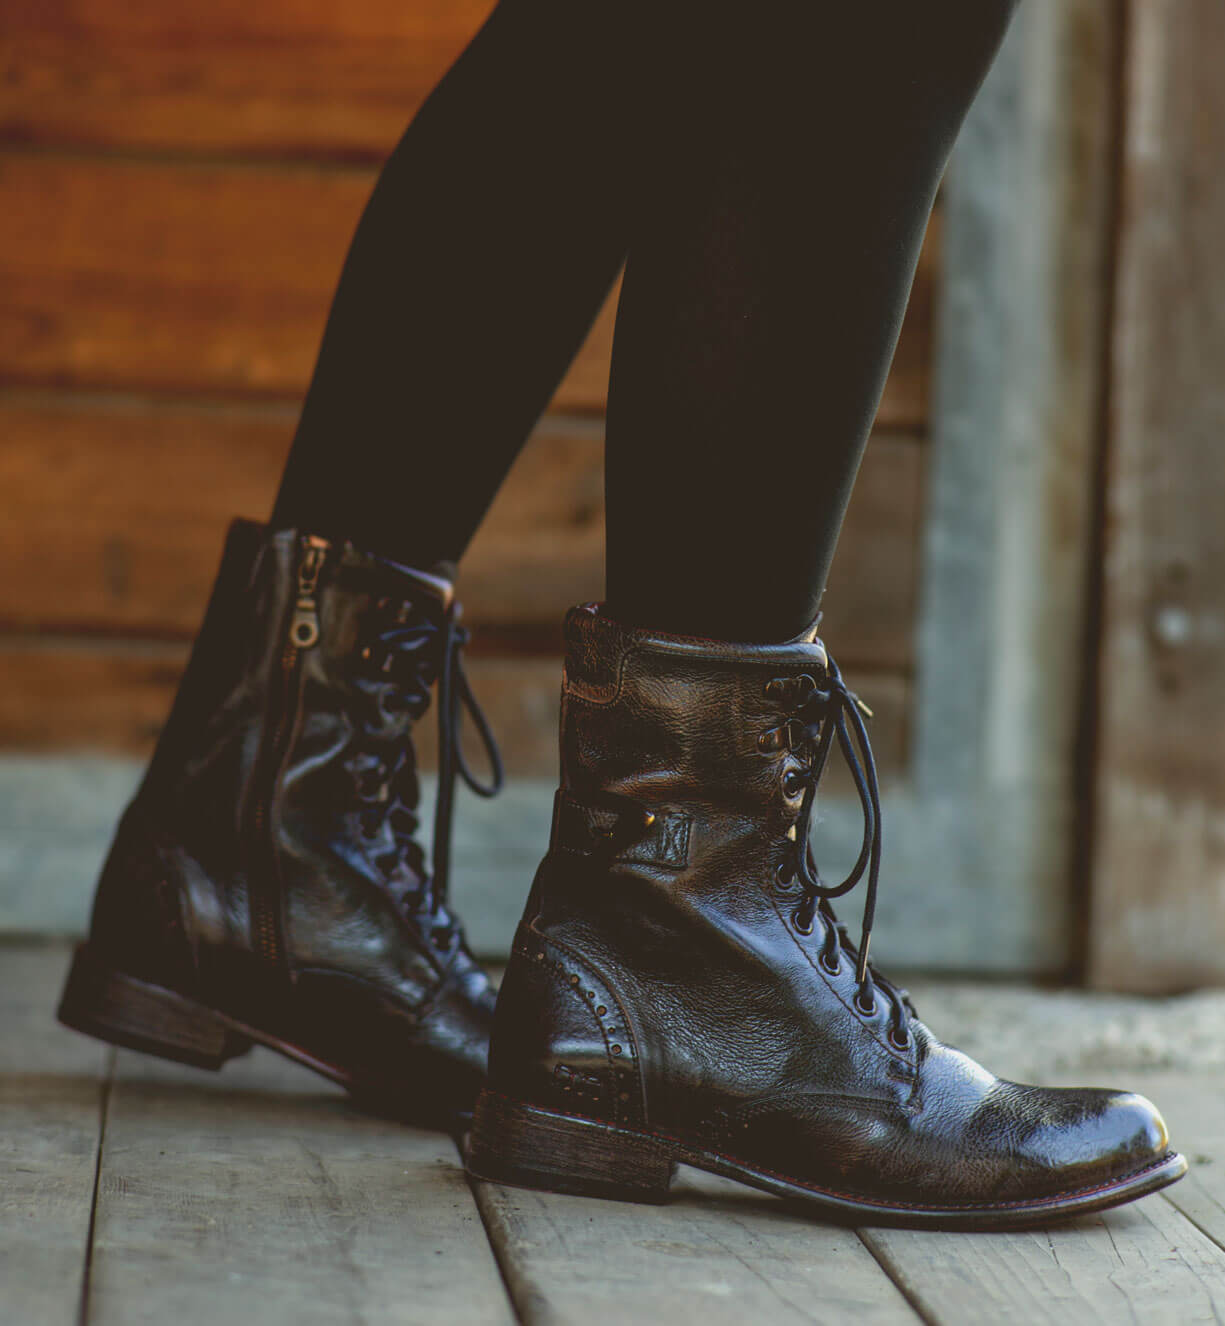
[1063,1089,1170,1175]
[1002,1087,1172,1200]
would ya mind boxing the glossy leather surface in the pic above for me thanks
[85,519,493,1119]
[488,604,1176,1208]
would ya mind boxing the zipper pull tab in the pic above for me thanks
[289,535,329,649]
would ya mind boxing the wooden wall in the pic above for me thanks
[1086,0,1225,990]
[0,0,936,785]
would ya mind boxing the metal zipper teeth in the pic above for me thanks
[249,536,328,969]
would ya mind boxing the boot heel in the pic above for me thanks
[467,1091,676,1203]
[57,943,253,1072]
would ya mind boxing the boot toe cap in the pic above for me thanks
[1011,1087,1173,1197]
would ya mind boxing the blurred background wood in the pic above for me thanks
[1086,0,1225,991]
[1,0,1222,986]
[2,0,496,160]
[0,0,934,786]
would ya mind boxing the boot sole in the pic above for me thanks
[465,1089,1189,1230]
[57,943,468,1131]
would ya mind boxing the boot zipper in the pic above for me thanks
[249,534,330,969]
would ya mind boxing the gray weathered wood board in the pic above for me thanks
[0,944,111,1325]
[7,944,1225,1325]
[863,1196,1225,1326]
[472,1166,919,1326]
[1087,0,1225,990]
[85,1048,512,1325]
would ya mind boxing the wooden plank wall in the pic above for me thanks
[1086,0,1225,990]
[0,0,936,781]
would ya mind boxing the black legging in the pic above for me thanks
[272,0,1017,643]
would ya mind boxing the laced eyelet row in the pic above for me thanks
[787,909,888,1025]
[765,658,917,1054]
[345,594,503,918]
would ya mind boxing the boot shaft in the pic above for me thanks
[493,605,892,1130]
[96,520,465,988]
[144,519,452,842]
[552,603,829,874]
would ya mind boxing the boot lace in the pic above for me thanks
[771,655,914,1048]
[352,597,503,917]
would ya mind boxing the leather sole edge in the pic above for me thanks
[465,1089,1189,1230]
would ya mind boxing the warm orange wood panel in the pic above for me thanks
[0,396,922,667]
[0,641,188,754]
[0,155,933,425]
[0,641,909,785]
[0,153,611,410]
[2,0,494,160]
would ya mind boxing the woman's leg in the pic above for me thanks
[605,0,1019,642]
[272,0,632,569]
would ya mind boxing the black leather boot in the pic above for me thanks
[59,519,502,1128]
[467,604,1186,1226]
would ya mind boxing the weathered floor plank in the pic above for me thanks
[861,1189,1225,1326]
[472,1165,920,1326]
[0,943,110,1326]
[1157,1078,1225,1253]
[7,941,1225,1325]
[86,1044,514,1326]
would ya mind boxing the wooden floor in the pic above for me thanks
[5,942,1225,1325]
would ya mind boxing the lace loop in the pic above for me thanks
[431,605,504,908]
[781,655,912,1045]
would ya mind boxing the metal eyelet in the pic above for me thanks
[782,770,805,797]
[819,951,841,977]
[791,908,814,937]
[775,861,800,895]
[855,991,877,1018]
[757,727,784,754]
[889,1028,912,1052]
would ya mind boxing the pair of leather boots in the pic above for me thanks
[59,521,1185,1227]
